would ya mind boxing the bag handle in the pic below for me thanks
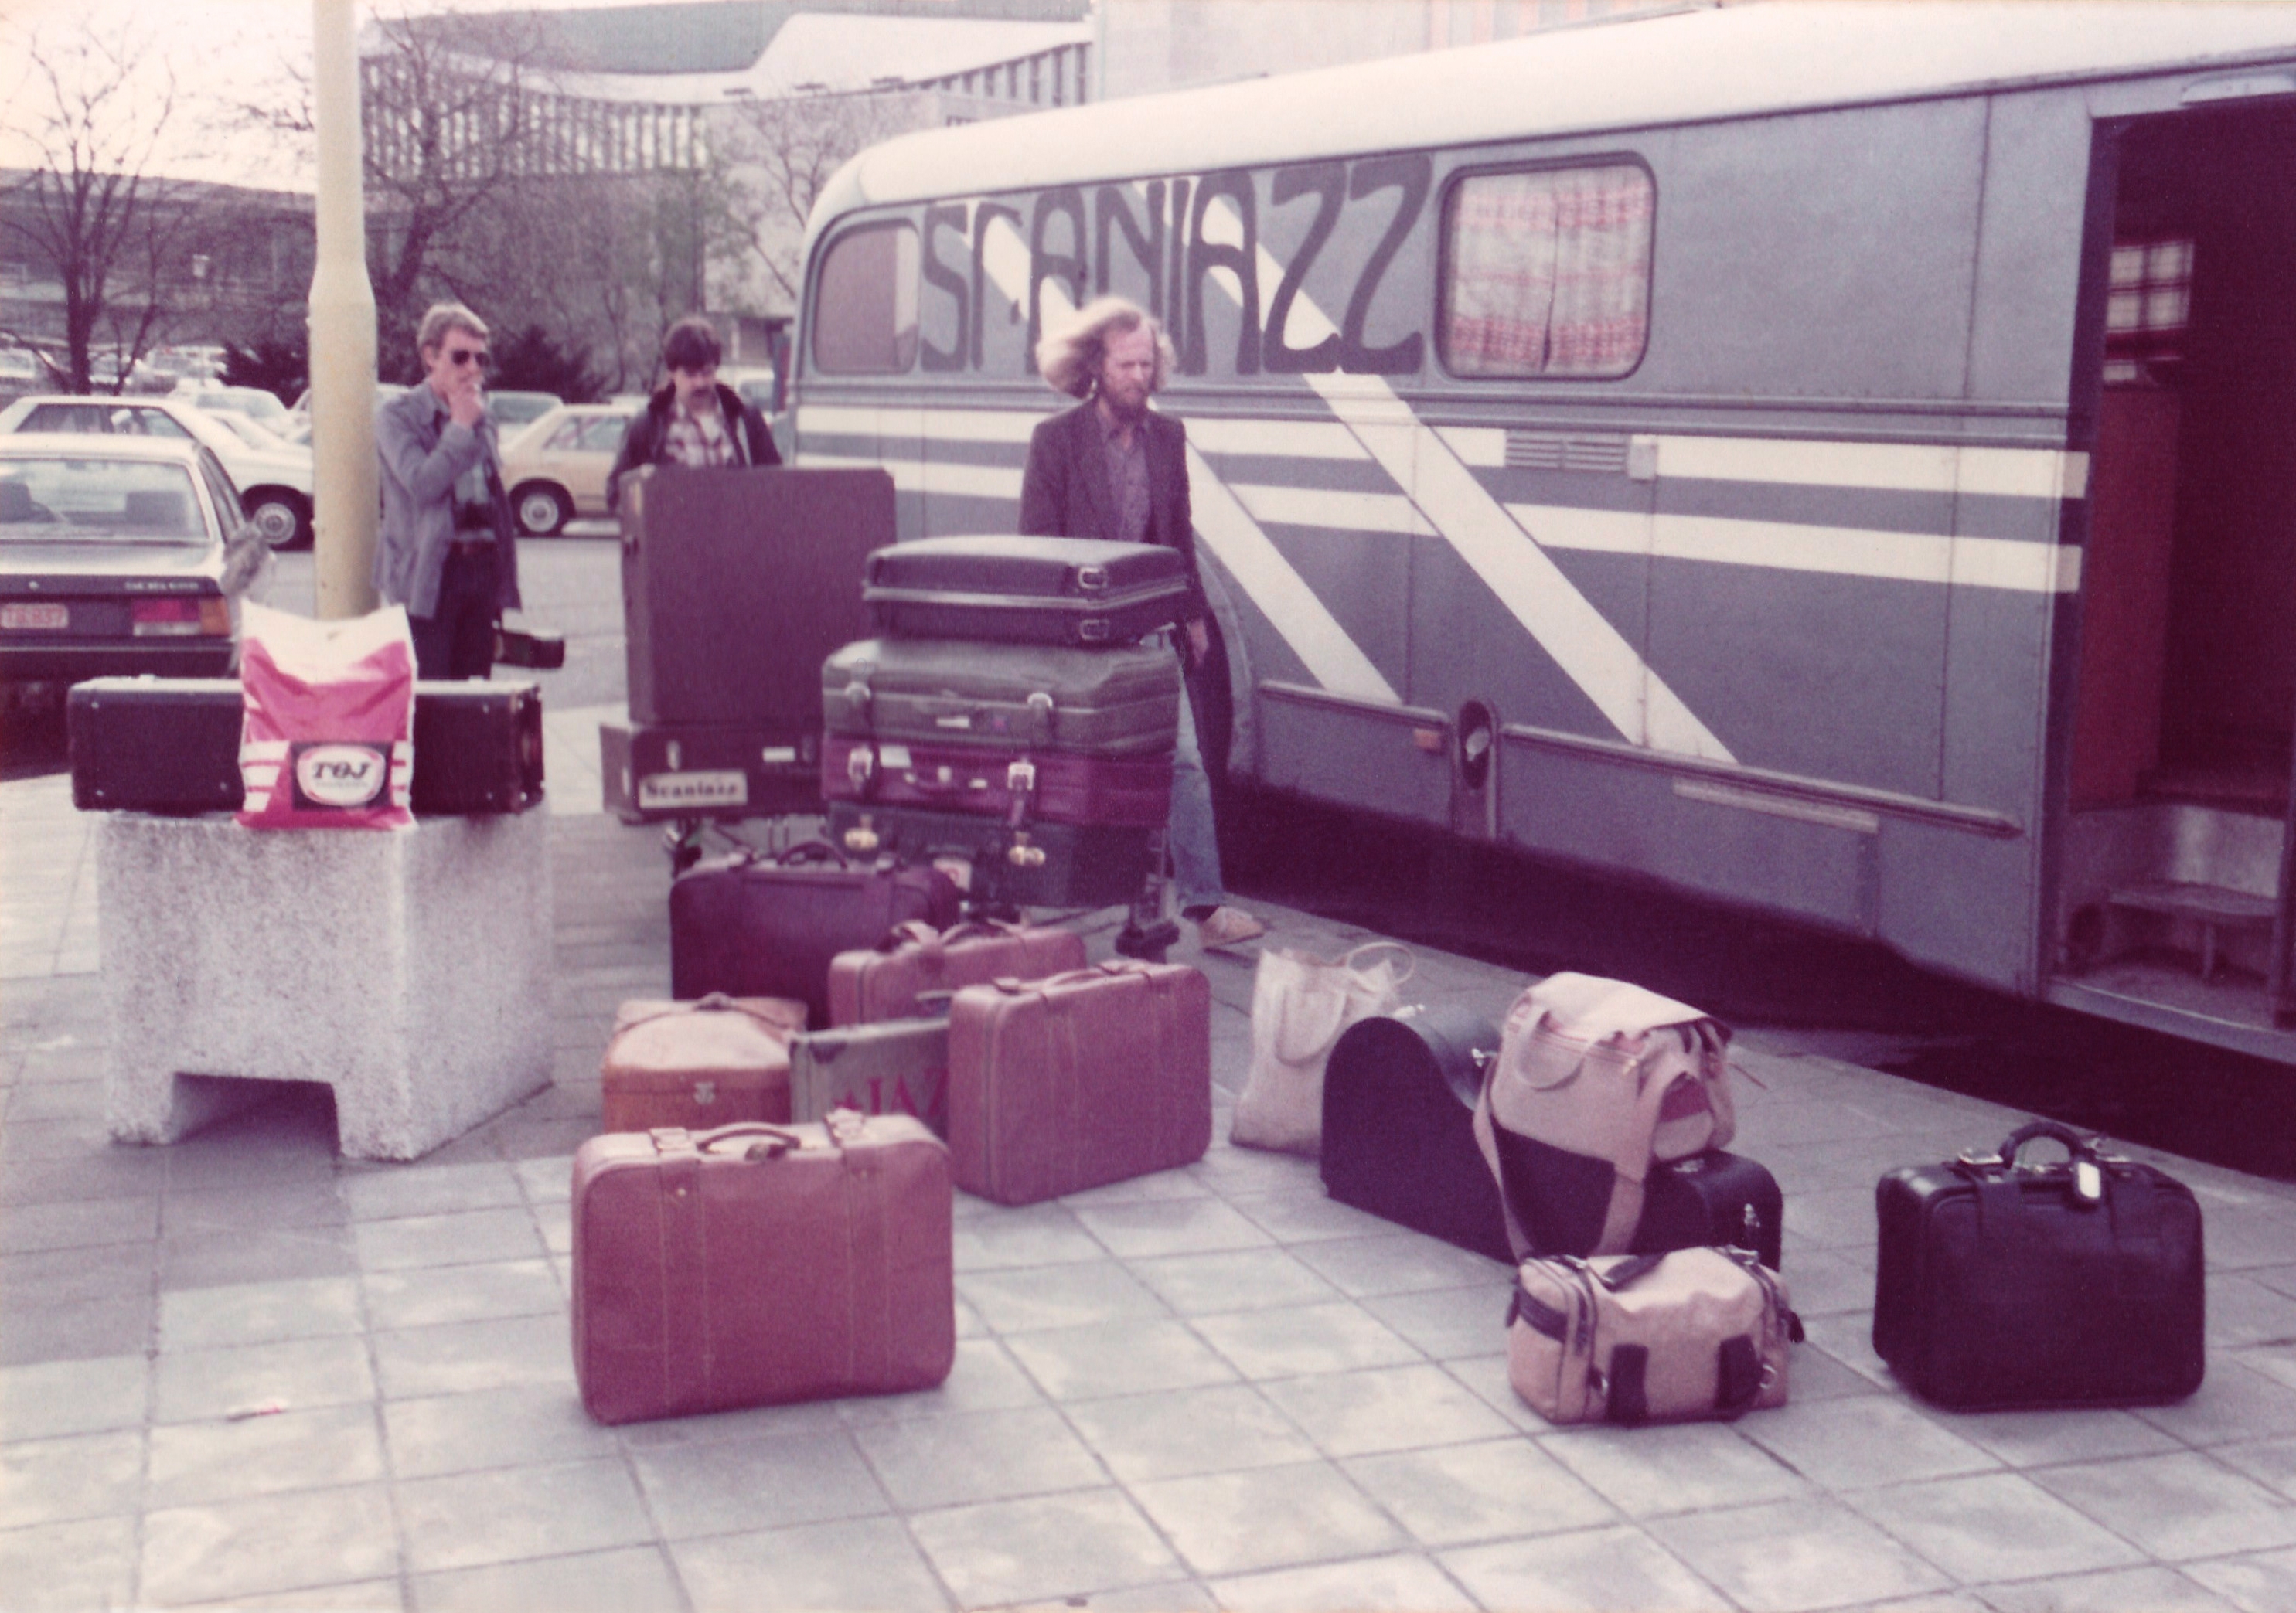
[1266,943,1415,1063]
[1998,1119,2098,1166]
[686,1110,869,1162]
[777,839,851,869]
[611,993,806,1040]
[993,958,1149,994]
[1341,940,1416,988]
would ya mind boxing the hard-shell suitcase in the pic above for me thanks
[946,960,1212,1206]
[1320,1008,1514,1264]
[1873,1119,2205,1409]
[669,842,962,1026]
[1632,1150,1785,1271]
[570,1113,956,1425]
[823,638,1181,755]
[824,736,1173,827]
[828,918,1086,1026]
[863,536,1188,648]
[68,676,545,815]
[829,802,1157,910]
[789,1017,952,1135]
[599,995,807,1133]
[621,465,891,727]
[599,720,821,823]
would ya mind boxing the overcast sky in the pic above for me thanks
[0,0,699,192]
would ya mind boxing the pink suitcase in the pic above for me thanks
[827,918,1087,1026]
[945,960,1212,1206]
[599,995,806,1133]
[570,1114,955,1425]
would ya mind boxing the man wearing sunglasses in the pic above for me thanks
[375,302,523,679]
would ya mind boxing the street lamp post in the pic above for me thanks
[309,0,379,619]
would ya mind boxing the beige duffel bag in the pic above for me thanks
[1507,1246,1799,1426]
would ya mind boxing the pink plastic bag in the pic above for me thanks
[236,601,415,830]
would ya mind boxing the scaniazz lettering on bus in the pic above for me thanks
[918,153,1432,379]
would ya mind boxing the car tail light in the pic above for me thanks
[131,597,230,637]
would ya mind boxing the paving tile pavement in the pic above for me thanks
[5,704,2296,1609]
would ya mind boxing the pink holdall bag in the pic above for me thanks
[1473,972,1735,1260]
[236,601,416,830]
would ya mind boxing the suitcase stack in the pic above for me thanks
[821,536,1190,909]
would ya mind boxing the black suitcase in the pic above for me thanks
[68,677,544,815]
[669,842,962,1026]
[826,801,1156,910]
[863,536,1188,647]
[1320,1008,1515,1265]
[599,720,820,823]
[823,638,1180,756]
[1873,1120,2205,1409]
[621,465,892,727]
[1632,1150,1784,1271]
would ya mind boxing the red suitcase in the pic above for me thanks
[570,1114,956,1425]
[824,735,1174,827]
[599,995,807,1133]
[828,918,1087,1026]
[945,960,1212,1206]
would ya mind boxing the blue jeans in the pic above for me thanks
[1168,672,1225,914]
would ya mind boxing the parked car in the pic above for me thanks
[0,394,315,549]
[128,345,227,393]
[0,347,48,405]
[0,433,266,684]
[498,401,640,535]
[281,383,403,444]
[486,390,562,432]
[186,385,295,434]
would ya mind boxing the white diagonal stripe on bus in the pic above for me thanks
[1234,483,1419,534]
[1197,196,1729,759]
[998,212,1398,703]
[1515,502,2081,594]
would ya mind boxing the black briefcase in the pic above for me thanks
[863,536,1188,648]
[1320,1007,1514,1264]
[826,801,1157,911]
[69,678,544,816]
[1633,1149,1784,1271]
[1873,1120,2205,1409]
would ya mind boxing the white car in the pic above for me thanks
[0,393,315,549]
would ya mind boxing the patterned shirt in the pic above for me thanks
[663,397,739,469]
[1099,412,1152,544]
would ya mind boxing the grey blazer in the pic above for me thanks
[373,383,521,618]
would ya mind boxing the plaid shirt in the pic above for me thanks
[662,399,739,469]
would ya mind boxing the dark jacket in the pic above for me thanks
[607,380,782,512]
[1017,399,1204,618]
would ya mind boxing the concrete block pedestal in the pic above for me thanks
[98,807,554,1161]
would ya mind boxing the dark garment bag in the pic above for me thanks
[863,536,1188,648]
[669,841,960,1026]
[1320,1008,1515,1264]
[1873,1119,2204,1408]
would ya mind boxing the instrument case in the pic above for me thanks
[68,676,543,815]
[570,1114,956,1425]
[862,536,1187,648]
[945,960,1211,1206]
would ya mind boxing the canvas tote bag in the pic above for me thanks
[1231,942,1414,1154]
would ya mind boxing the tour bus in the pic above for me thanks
[786,2,2296,1060]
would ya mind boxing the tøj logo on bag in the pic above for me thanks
[291,742,393,810]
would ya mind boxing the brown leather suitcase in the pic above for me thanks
[600,995,806,1133]
[827,919,1086,1026]
[945,960,1211,1206]
[571,1113,956,1425]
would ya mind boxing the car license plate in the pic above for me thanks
[0,603,68,631]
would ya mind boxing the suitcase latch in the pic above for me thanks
[842,814,881,855]
[2073,1159,2104,1205]
[1006,759,1037,795]
[847,745,875,790]
[693,1081,717,1105]
[1007,832,1047,868]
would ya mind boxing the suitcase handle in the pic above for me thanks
[990,959,1151,994]
[611,994,807,1040]
[1998,1119,2100,1167]
[776,839,853,869]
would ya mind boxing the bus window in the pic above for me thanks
[1439,162,1653,379]
[812,222,921,375]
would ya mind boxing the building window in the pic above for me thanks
[2104,237,2192,385]
[812,222,920,375]
[1439,160,1653,379]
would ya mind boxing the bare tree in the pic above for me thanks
[711,90,921,310]
[0,14,183,391]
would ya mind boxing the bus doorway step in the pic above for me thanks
[2104,880,2275,981]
